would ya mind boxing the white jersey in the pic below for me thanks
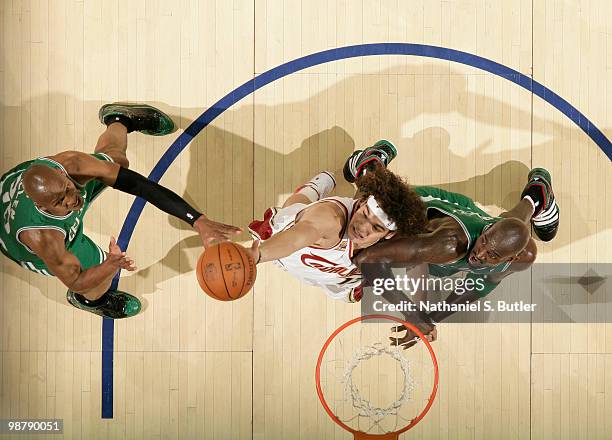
[249,197,362,302]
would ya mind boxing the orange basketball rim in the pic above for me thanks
[315,314,439,440]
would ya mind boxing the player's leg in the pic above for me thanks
[499,198,534,224]
[343,139,398,183]
[95,103,176,167]
[281,171,337,208]
[66,234,141,319]
[93,122,130,168]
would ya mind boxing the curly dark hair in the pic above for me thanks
[355,166,426,236]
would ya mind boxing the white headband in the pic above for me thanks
[366,195,397,231]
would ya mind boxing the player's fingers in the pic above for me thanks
[218,224,242,234]
[123,261,136,270]
[400,335,419,348]
[203,238,219,249]
[390,325,407,333]
[429,328,438,341]
[391,334,418,348]
[207,234,225,244]
[401,340,418,350]
[215,232,231,241]
[208,220,239,231]
[389,335,410,346]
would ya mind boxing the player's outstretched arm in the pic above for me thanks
[354,224,463,266]
[19,230,136,299]
[50,151,241,248]
[249,202,344,264]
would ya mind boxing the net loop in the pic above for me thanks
[342,342,414,426]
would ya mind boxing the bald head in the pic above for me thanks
[467,217,531,267]
[488,218,531,255]
[22,164,84,214]
[23,165,64,202]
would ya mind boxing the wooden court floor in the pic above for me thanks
[1,1,611,439]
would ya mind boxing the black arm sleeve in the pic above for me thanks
[112,167,202,226]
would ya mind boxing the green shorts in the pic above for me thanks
[7,232,106,276]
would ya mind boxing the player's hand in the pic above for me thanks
[389,324,437,350]
[107,236,137,271]
[193,215,242,249]
[244,240,261,265]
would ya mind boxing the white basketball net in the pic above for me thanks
[341,342,414,432]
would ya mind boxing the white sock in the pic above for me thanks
[294,171,336,202]
[522,196,537,215]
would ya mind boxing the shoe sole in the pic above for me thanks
[372,139,398,159]
[528,167,552,186]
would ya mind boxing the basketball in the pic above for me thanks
[195,242,257,301]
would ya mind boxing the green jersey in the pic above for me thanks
[415,186,511,276]
[0,153,112,275]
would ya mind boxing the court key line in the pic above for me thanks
[102,42,612,418]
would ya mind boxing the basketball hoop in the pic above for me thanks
[315,314,439,440]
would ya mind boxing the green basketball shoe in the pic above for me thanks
[343,139,398,183]
[67,289,142,319]
[99,103,175,136]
